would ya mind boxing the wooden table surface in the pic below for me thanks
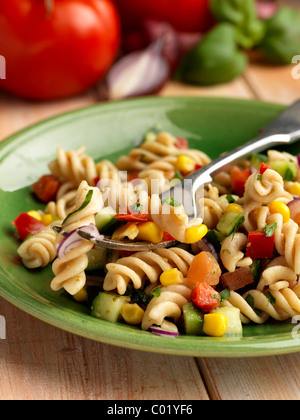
[1,9,300,401]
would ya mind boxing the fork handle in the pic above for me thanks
[189,130,300,192]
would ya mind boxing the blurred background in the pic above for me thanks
[0,0,299,139]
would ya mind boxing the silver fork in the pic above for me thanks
[55,100,300,251]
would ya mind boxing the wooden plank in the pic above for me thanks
[198,355,300,400]
[244,60,300,105]
[0,90,98,141]
[161,79,255,100]
[0,298,209,400]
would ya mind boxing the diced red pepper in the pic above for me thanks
[230,166,251,197]
[31,174,61,203]
[12,213,45,241]
[174,137,189,150]
[259,162,272,175]
[246,231,275,259]
[191,281,221,313]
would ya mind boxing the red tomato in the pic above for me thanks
[259,162,272,175]
[114,213,150,223]
[0,0,120,100]
[113,0,214,33]
[12,213,45,241]
[191,281,220,313]
[31,174,61,203]
[174,137,189,150]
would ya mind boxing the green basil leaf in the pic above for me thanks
[63,189,93,225]
[262,222,277,238]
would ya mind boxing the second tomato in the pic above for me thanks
[0,0,120,100]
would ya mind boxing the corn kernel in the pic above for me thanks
[287,182,300,196]
[185,224,208,244]
[121,303,145,325]
[203,313,228,337]
[112,223,139,241]
[41,213,54,226]
[73,288,88,302]
[175,155,196,174]
[269,201,290,223]
[136,221,164,244]
[160,268,184,287]
[225,203,244,214]
[27,210,42,221]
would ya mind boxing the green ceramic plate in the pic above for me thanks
[1,96,300,358]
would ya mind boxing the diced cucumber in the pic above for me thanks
[212,307,243,337]
[205,229,225,252]
[183,302,204,336]
[269,160,297,181]
[95,206,119,233]
[86,247,107,271]
[251,153,268,170]
[216,212,245,237]
[91,292,130,323]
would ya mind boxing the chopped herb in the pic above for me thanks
[262,222,277,238]
[63,189,93,224]
[210,293,221,302]
[220,287,231,303]
[130,203,144,214]
[245,293,255,309]
[250,259,262,283]
[226,194,237,204]
[257,174,263,181]
[124,289,151,306]
[162,195,182,207]
[266,291,276,306]
[172,170,184,182]
[151,287,162,298]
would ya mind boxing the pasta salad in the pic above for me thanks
[12,130,300,338]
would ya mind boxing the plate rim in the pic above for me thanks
[0,95,299,358]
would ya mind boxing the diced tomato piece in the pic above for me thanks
[127,172,140,182]
[162,231,175,242]
[230,166,250,197]
[187,251,221,286]
[31,174,61,203]
[93,176,100,186]
[191,281,221,313]
[259,162,272,175]
[114,213,149,223]
[246,231,275,259]
[174,137,189,150]
[184,163,203,178]
[12,213,45,241]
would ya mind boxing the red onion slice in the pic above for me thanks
[78,224,104,241]
[150,326,179,338]
[288,199,300,222]
[57,224,103,259]
[106,38,170,100]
